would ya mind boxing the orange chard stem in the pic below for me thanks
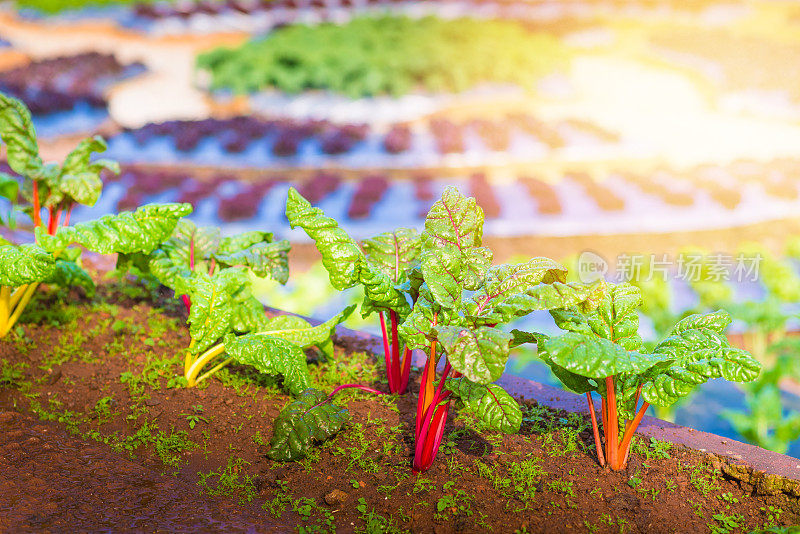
[618,401,650,465]
[605,376,618,469]
[586,393,605,468]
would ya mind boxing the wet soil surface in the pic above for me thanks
[1,281,798,533]
[0,409,280,533]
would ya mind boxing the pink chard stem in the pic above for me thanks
[379,312,395,392]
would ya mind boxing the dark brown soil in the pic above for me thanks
[0,281,798,533]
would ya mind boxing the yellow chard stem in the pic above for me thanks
[0,286,10,334]
[194,357,234,386]
[184,339,196,377]
[185,344,227,387]
[8,284,28,310]
[1,283,38,337]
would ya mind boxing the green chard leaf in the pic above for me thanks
[213,238,290,284]
[586,283,643,351]
[285,187,362,289]
[268,388,349,461]
[543,332,669,379]
[399,290,461,352]
[640,311,761,406]
[0,93,43,177]
[0,172,19,203]
[230,295,271,333]
[36,203,192,255]
[147,248,193,296]
[223,332,311,395]
[0,244,55,286]
[420,186,493,308]
[466,258,604,322]
[355,258,411,319]
[360,228,421,284]
[44,136,119,208]
[434,325,512,384]
[447,377,522,433]
[187,269,248,354]
[44,259,95,297]
[250,304,355,349]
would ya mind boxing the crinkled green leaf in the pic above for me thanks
[36,203,192,254]
[45,135,118,208]
[60,136,115,177]
[52,172,103,207]
[223,333,310,395]
[399,290,462,352]
[285,187,362,289]
[0,93,42,177]
[544,332,670,378]
[44,259,95,297]
[447,377,522,433]
[268,388,349,461]
[434,325,511,384]
[230,295,270,333]
[0,172,19,203]
[0,244,55,286]
[187,269,248,354]
[354,258,410,319]
[420,187,493,308]
[214,239,290,284]
[509,328,545,349]
[640,311,761,406]
[167,220,221,266]
[471,279,605,324]
[217,231,274,254]
[421,244,492,310]
[360,228,421,284]
[586,283,642,351]
[669,310,731,335]
[148,248,193,296]
[423,186,485,250]
[251,305,355,349]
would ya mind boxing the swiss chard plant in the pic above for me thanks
[114,219,311,386]
[0,92,190,337]
[398,187,604,472]
[517,283,761,471]
[286,187,421,395]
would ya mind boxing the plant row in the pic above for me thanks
[197,15,569,98]
[0,91,763,474]
[117,112,616,158]
[0,53,143,115]
[104,162,798,228]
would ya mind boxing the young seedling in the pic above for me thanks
[286,187,420,394]
[399,187,603,472]
[0,92,190,337]
[518,283,761,470]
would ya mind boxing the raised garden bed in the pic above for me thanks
[1,281,799,533]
